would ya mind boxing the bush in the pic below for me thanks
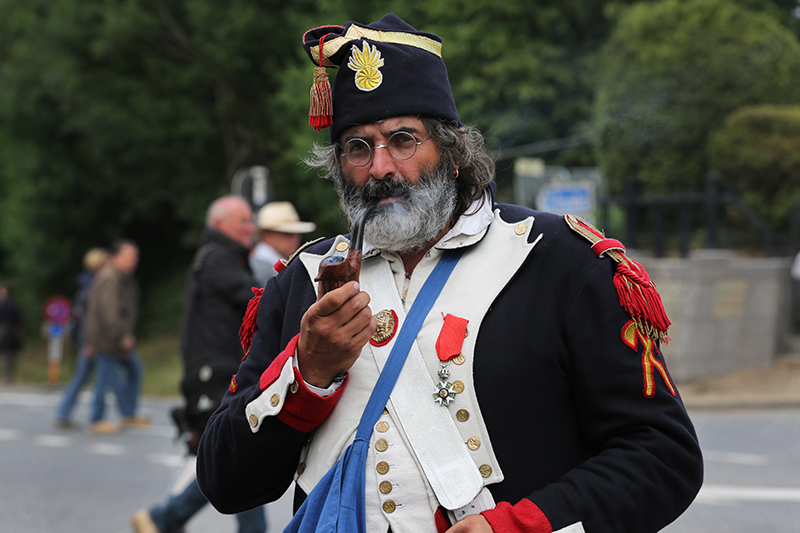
[709,105,800,230]
[594,0,800,194]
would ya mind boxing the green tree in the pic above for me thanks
[593,0,800,194]
[411,0,800,155]
[708,105,800,230]
[2,0,799,326]
[0,0,339,324]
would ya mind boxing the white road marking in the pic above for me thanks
[147,453,188,468]
[34,435,72,447]
[89,442,126,455]
[698,485,800,503]
[703,450,771,466]
[0,428,21,440]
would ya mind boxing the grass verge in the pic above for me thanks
[12,334,182,397]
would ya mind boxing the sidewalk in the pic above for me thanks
[678,351,800,410]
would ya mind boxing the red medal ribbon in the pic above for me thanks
[435,314,468,362]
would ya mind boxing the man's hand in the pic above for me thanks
[297,281,377,388]
[446,514,494,533]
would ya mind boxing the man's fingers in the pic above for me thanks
[318,304,374,350]
[312,282,365,318]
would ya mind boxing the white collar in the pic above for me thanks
[436,191,494,249]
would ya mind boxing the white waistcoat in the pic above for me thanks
[293,209,539,532]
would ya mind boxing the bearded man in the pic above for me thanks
[197,14,702,533]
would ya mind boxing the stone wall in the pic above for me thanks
[636,250,792,382]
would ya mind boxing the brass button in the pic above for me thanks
[464,328,469,338]
[375,421,389,433]
[456,409,470,422]
[376,461,390,475]
[383,408,389,414]
[290,382,299,394]
[297,462,306,476]
[382,500,396,514]
[452,381,465,394]
[379,481,393,494]
[336,242,349,252]
[270,394,280,407]
[453,353,466,365]
[515,223,527,235]
[248,414,258,427]
[479,464,493,478]
[375,439,389,452]
[467,437,481,450]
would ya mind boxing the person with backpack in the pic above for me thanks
[132,195,266,533]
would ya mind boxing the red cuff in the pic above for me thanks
[481,500,552,533]
[277,367,347,432]
[258,334,348,432]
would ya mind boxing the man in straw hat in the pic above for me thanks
[198,14,702,533]
[250,201,316,287]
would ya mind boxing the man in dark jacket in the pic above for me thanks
[83,239,148,434]
[132,195,266,533]
[0,283,24,384]
[197,14,702,533]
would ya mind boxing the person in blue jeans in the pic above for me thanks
[91,349,144,426]
[82,239,149,434]
[136,478,266,533]
[55,247,109,429]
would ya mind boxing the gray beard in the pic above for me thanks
[338,161,457,254]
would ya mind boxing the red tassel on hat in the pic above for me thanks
[309,35,333,131]
[239,287,264,357]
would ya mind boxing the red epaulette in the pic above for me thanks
[238,237,324,358]
[564,214,671,344]
[238,287,264,357]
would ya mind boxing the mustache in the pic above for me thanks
[344,177,415,206]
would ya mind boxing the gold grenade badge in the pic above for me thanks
[370,309,397,346]
[348,42,384,92]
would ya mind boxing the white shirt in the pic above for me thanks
[250,242,283,287]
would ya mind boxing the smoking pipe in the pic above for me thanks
[315,202,376,296]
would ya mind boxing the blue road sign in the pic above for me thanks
[537,182,595,215]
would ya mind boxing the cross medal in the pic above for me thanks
[433,365,458,406]
[433,313,469,407]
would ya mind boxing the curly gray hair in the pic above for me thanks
[305,118,495,219]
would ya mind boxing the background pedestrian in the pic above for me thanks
[0,283,24,384]
[54,247,110,429]
[249,201,316,287]
[83,239,149,434]
[132,196,266,533]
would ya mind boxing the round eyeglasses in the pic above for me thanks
[340,131,432,167]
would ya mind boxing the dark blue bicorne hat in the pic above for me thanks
[302,14,461,142]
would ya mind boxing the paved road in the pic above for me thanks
[665,407,800,532]
[0,387,293,533]
[2,387,800,532]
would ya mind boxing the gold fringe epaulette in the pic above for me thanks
[564,214,671,344]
